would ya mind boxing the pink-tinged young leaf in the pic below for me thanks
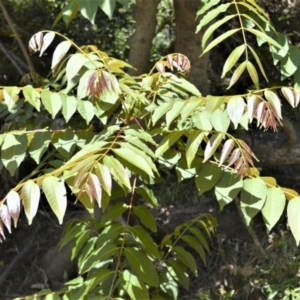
[6,190,20,228]
[51,40,72,69]
[264,90,282,119]
[39,32,55,57]
[219,139,235,166]
[247,95,261,123]
[282,87,295,107]
[242,150,255,167]
[227,96,245,129]
[237,139,258,160]
[22,180,41,225]
[87,173,102,207]
[167,55,174,70]
[256,101,266,125]
[294,89,300,107]
[0,219,5,240]
[28,31,43,54]
[203,133,224,162]
[227,148,240,167]
[155,62,165,73]
[0,204,11,233]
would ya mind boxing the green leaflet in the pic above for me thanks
[172,246,197,275]
[280,45,300,79]
[41,90,62,118]
[112,147,154,177]
[287,197,300,245]
[124,247,159,287]
[42,176,67,224]
[245,27,282,49]
[203,133,224,162]
[77,99,95,125]
[22,180,41,225]
[166,100,186,128]
[120,270,150,300]
[192,110,212,131]
[1,134,27,176]
[79,243,119,274]
[78,0,98,24]
[133,205,157,232]
[210,109,230,132]
[246,61,259,89]
[195,162,223,196]
[228,61,247,89]
[28,131,51,164]
[180,235,206,265]
[197,3,231,34]
[202,28,240,55]
[222,44,246,78]
[103,155,131,191]
[261,187,286,233]
[51,129,77,159]
[100,201,128,224]
[166,259,189,290]
[185,131,205,168]
[130,225,160,258]
[94,162,112,196]
[215,170,243,210]
[60,94,77,123]
[3,87,20,112]
[23,85,41,111]
[240,177,267,225]
[136,185,158,207]
[152,101,173,125]
[155,131,184,158]
[202,14,236,49]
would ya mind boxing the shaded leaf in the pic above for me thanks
[195,162,223,196]
[133,205,157,232]
[240,178,267,225]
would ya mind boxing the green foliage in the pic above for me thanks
[2,0,300,299]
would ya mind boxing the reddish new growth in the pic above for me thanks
[88,70,120,98]
[155,53,191,75]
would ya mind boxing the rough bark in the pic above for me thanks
[238,122,300,166]
[128,0,161,75]
[173,0,211,95]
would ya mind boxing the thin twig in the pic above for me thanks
[0,0,35,73]
[234,197,268,259]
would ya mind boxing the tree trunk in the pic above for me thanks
[173,0,211,95]
[128,0,161,75]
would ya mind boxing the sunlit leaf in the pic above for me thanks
[227,96,245,129]
[51,40,72,69]
[287,197,300,245]
[42,176,67,224]
[203,133,223,162]
[222,44,245,78]
[22,181,40,225]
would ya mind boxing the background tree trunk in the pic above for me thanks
[128,0,161,75]
[173,0,211,95]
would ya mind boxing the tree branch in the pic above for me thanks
[0,0,35,73]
